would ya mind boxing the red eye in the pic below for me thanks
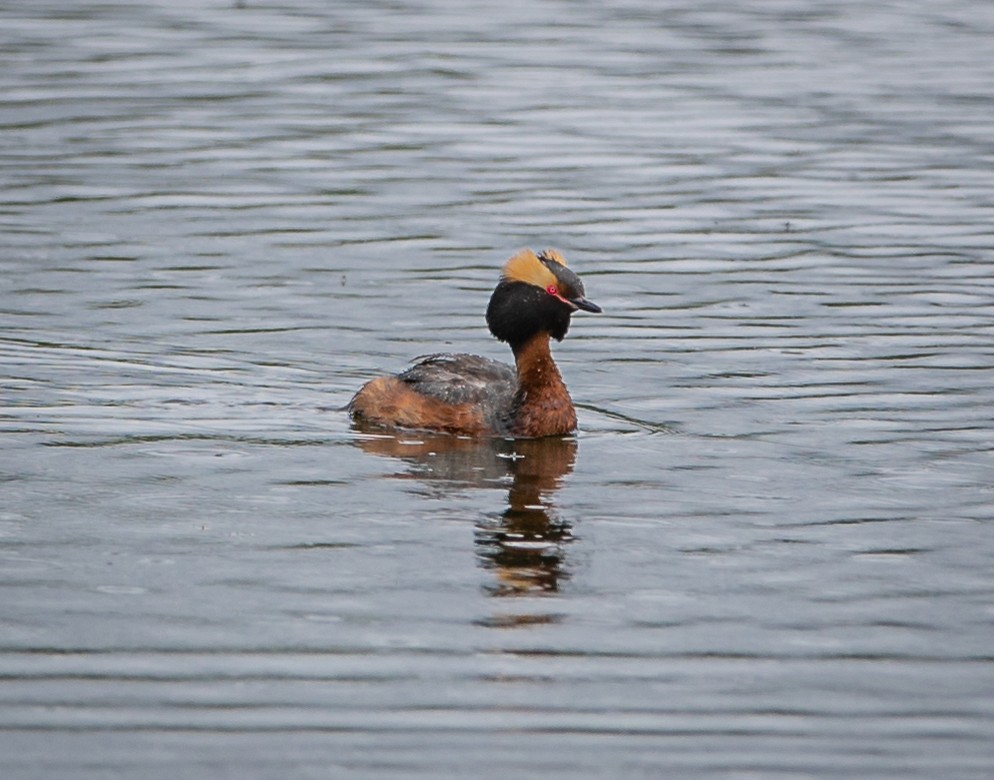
[546,285,558,296]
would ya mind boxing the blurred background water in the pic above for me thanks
[2,1,994,777]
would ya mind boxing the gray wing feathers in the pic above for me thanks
[399,353,516,408]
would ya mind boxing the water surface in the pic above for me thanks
[2,1,994,777]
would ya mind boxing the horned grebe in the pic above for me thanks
[348,248,601,437]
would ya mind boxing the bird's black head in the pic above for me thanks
[486,248,601,351]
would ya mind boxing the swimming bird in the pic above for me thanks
[348,248,601,437]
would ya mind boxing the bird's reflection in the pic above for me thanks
[474,437,575,599]
[353,429,577,610]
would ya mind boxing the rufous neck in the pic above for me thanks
[508,332,577,437]
[512,333,565,390]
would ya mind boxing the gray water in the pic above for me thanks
[2,1,994,777]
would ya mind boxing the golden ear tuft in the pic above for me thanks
[537,248,567,267]
[501,248,559,289]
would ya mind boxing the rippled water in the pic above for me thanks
[3,1,994,777]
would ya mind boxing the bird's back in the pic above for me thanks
[349,353,517,435]
[399,353,515,405]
